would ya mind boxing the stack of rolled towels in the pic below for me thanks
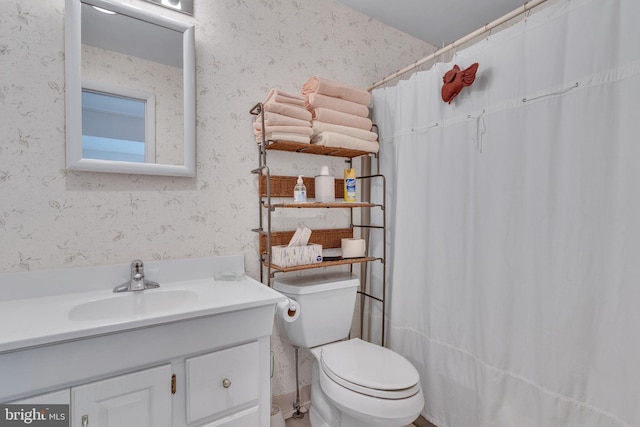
[302,76,379,153]
[254,89,313,144]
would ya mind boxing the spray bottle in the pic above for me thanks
[344,168,356,202]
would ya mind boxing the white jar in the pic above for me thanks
[315,166,335,202]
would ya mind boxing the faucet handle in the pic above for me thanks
[114,260,157,293]
[131,260,144,273]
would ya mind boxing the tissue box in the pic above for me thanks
[272,244,323,268]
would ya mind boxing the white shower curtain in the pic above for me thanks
[371,0,640,426]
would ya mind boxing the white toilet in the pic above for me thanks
[273,272,424,427]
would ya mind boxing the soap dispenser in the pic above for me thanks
[315,165,335,202]
[293,175,307,202]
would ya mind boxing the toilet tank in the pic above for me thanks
[273,272,359,348]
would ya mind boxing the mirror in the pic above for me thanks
[65,0,196,177]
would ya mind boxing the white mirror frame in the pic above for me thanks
[65,0,196,177]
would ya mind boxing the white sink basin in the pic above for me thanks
[68,289,198,321]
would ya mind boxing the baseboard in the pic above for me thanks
[272,385,312,419]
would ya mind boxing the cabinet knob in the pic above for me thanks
[222,378,231,388]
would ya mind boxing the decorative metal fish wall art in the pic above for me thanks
[441,63,479,104]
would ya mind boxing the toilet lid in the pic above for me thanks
[320,339,421,399]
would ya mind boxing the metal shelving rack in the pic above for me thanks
[250,102,387,345]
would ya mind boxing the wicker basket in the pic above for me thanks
[259,175,344,199]
[259,228,353,255]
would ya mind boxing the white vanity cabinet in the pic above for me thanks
[11,340,267,427]
[1,319,274,427]
[1,312,277,427]
[0,256,286,427]
[71,365,172,427]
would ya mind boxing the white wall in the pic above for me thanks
[0,0,434,398]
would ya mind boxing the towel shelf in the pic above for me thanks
[265,202,377,209]
[263,140,376,159]
[250,101,387,346]
[267,257,379,273]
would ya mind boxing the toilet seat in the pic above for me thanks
[319,338,421,399]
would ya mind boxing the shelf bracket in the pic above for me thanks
[357,290,384,303]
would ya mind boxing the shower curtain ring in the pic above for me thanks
[485,26,493,43]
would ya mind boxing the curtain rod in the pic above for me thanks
[368,0,548,92]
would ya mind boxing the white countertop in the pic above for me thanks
[0,256,285,354]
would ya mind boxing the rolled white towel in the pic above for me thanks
[311,131,379,153]
[306,93,370,118]
[311,108,372,131]
[312,121,377,141]
[258,132,311,144]
[302,76,371,106]
[253,123,313,136]
[256,112,311,127]
[263,101,312,121]
[264,88,305,106]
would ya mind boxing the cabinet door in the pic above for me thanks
[71,365,171,427]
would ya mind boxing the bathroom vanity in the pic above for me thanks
[0,256,285,427]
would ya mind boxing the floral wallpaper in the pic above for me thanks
[0,0,434,399]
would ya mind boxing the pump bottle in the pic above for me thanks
[293,175,307,202]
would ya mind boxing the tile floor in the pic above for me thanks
[284,416,307,427]
[284,415,419,427]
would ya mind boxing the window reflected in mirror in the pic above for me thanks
[82,90,150,163]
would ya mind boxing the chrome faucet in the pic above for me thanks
[113,260,160,293]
